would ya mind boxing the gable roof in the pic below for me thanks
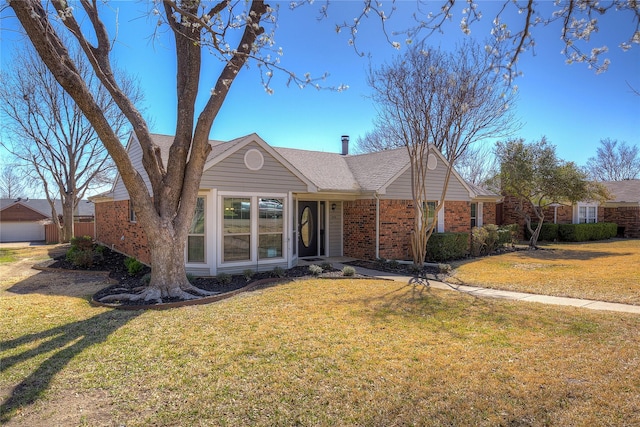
[0,199,95,218]
[601,180,640,205]
[113,131,500,200]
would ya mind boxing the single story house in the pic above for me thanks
[91,133,501,275]
[500,179,640,238]
[0,198,95,242]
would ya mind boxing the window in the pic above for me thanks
[187,197,205,263]
[578,204,597,223]
[128,200,136,222]
[223,197,251,261]
[423,201,437,229]
[470,203,477,228]
[258,198,283,259]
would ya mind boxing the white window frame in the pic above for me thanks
[186,195,206,264]
[577,203,598,224]
[218,192,288,268]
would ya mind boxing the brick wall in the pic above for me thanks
[483,202,497,225]
[344,199,488,261]
[343,199,377,260]
[501,195,574,239]
[95,200,151,264]
[445,201,470,232]
[603,206,640,238]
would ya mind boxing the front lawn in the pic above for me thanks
[2,255,639,426]
[449,239,640,305]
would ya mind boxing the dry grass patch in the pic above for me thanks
[449,239,640,305]
[2,273,639,426]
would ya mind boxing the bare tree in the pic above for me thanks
[585,138,640,181]
[0,45,142,243]
[0,165,28,199]
[366,40,517,265]
[455,143,499,187]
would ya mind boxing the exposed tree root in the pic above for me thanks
[98,282,220,304]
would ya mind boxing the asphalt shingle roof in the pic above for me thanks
[601,180,640,204]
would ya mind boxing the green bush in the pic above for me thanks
[525,223,559,242]
[558,222,618,242]
[243,269,255,281]
[271,266,285,278]
[124,257,145,276]
[66,246,95,268]
[497,224,519,245]
[216,273,232,285]
[321,262,333,271]
[426,232,469,262]
[70,235,94,251]
[65,236,96,268]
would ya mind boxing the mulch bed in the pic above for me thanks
[47,246,368,308]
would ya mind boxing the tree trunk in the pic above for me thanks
[61,197,75,243]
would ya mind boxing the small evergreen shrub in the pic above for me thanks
[243,269,255,281]
[271,266,285,278]
[321,262,333,271]
[526,223,559,242]
[342,266,356,277]
[426,232,469,262]
[66,236,96,268]
[308,264,323,276]
[124,257,145,276]
[140,273,151,285]
[216,273,232,285]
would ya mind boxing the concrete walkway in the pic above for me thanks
[312,259,640,315]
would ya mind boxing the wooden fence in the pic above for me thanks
[45,222,95,244]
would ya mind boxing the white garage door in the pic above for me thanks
[0,222,45,242]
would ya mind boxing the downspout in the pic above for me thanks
[374,192,380,259]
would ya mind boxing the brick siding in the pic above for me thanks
[501,195,573,239]
[95,200,150,264]
[344,199,488,260]
[603,206,640,238]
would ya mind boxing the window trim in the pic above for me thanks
[187,196,206,263]
[218,192,288,267]
[577,203,598,224]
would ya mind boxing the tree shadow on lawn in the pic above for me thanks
[0,309,141,423]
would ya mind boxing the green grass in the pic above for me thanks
[449,239,640,305]
[0,248,17,263]
[2,272,640,426]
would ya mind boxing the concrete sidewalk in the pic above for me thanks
[330,261,640,315]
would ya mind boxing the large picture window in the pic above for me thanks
[223,197,251,261]
[187,197,205,263]
[258,198,283,259]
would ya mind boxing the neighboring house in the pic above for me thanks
[0,198,95,242]
[91,133,501,275]
[501,179,640,238]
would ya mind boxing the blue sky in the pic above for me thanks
[1,1,639,169]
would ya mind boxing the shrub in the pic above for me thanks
[321,262,333,271]
[216,273,232,285]
[243,269,255,281]
[426,232,469,262]
[124,257,145,276]
[558,222,618,242]
[342,266,356,277]
[497,224,519,245]
[525,223,559,242]
[66,247,95,268]
[70,235,94,251]
[271,266,285,278]
[308,264,323,276]
[186,273,195,284]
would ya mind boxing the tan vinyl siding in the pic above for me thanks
[201,143,308,193]
[328,201,343,256]
[383,163,470,201]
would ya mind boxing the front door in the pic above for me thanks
[298,201,317,258]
